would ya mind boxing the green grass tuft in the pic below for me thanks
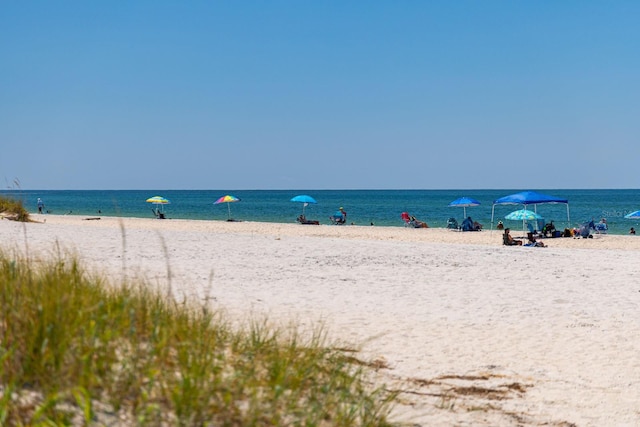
[0,250,396,426]
[0,195,30,222]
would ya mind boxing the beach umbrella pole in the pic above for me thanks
[227,203,231,219]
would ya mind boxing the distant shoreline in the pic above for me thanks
[5,188,640,235]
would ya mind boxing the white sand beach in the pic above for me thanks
[2,214,639,426]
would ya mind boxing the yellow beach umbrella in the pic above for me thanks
[146,195,170,216]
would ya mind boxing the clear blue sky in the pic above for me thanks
[1,1,638,190]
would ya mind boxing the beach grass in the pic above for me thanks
[0,195,30,222]
[0,249,396,426]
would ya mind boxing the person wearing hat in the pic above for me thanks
[330,207,347,224]
[37,198,45,214]
[338,207,347,223]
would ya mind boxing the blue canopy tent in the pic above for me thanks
[491,191,570,231]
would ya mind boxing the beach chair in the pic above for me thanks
[594,222,608,234]
[401,212,429,228]
[447,217,460,230]
[297,214,320,225]
[329,211,346,225]
[152,208,166,219]
[401,212,412,227]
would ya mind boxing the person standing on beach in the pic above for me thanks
[37,198,45,214]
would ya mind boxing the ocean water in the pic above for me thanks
[3,189,640,235]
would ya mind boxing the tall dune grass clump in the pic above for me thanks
[0,195,30,222]
[0,250,395,426]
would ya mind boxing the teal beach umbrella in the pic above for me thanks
[290,195,317,216]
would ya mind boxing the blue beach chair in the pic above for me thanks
[329,211,346,225]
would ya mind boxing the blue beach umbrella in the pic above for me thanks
[290,195,317,216]
[448,197,481,218]
[625,210,640,219]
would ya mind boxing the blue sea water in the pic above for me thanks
[3,189,640,235]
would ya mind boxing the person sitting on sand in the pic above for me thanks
[461,216,480,231]
[410,215,429,228]
[526,232,546,247]
[503,228,523,246]
[630,227,636,235]
[595,218,608,233]
[297,214,319,225]
[542,221,556,237]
